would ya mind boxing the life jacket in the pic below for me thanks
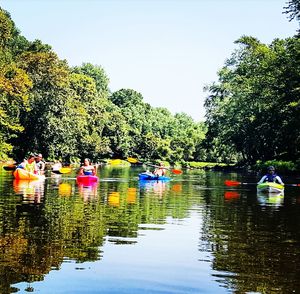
[25,161,36,173]
[82,166,94,175]
[264,173,277,182]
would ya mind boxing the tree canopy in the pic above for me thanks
[0,3,299,166]
[0,7,206,163]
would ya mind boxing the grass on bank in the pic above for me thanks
[184,162,235,169]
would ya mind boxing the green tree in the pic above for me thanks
[284,0,300,23]
[72,63,109,97]
[204,36,300,164]
[0,8,32,158]
[14,50,72,159]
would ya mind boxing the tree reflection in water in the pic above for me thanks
[0,169,299,293]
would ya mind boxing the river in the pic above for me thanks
[0,165,300,293]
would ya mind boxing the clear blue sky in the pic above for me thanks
[1,0,298,121]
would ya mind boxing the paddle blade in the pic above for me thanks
[3,165,16,171]
[52,167,72,174]
[127,157,139,163]
[171,169,182,174]
[225,180,241,186]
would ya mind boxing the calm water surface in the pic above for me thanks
[0,165,300,293]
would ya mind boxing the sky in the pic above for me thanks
[0,0,298,121]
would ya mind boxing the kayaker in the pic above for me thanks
[257,166,284,185]
[153,162,167,177]
[79,158,96,176]
[24,154,37,174]
[17,158,27,169]
[35,153,45,175]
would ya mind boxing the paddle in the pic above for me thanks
[3,164,17,171]
[225,180,300,187]
[224,180,255,186]
[52,167,72,174]
[127,157,182,174]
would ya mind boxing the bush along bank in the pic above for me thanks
[253,160,299,175]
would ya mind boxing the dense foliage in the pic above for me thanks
[0,8,206,163]
[0,2,299,166]
[204,36,300,164]
[202,1,300,165]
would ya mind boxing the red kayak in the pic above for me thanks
[76,175,99,185]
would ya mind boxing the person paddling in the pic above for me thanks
[35,153,45,175]
[79,158,96,176]
[153,162,167,177]
[258,166,284,185]
[24,154,37,174]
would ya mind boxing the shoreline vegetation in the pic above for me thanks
[2,159,299,174]
[0,3,299,170]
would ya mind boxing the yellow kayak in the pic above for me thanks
[257,182,284,193]
[13,168,45,180]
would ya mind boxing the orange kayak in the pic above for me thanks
[13,168,45,180]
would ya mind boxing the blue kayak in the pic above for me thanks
[138,172,170,181]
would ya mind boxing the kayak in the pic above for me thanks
[257,182,284,193]
[138,172,170,181]
[76,175,99,185]
[13,168,45,180]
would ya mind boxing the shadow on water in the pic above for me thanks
[0,165,300,292]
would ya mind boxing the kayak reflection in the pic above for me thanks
[139,180,169,197]
[77,182,98,202]
[257,191,284,207]
[13,179,45,204]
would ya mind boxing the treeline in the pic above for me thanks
[1,1,299,166]
[204,1,300,165]
[0,8,206,163]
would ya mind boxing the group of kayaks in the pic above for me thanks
[13,168,100,184]
[11,168,168,185]
[10,168,285,189]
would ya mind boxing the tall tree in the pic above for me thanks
[284,0,300,33]
[204,36,300,164]
[0,8,32,158]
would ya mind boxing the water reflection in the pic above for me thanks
[77,182,98,202]
[58,182,72,197]
[224,190,240,201]
[171,183,182,193]
[0,167,299,293]
[126,187,137,204]
[257,191,284,207]
[13,179,45,204]
[108,191,120,206]
[139,180,169,197]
